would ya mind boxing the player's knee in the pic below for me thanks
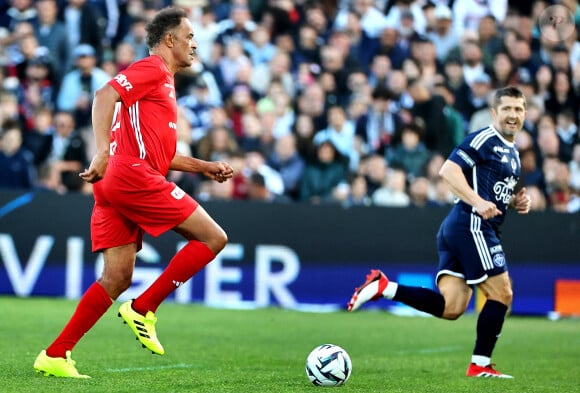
[441,298,467,320]
[500,287,513,305]
[442,308,464,320]
[212,229,228,254]
[491,281,513,305]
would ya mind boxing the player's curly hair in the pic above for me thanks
[146,7,188,49]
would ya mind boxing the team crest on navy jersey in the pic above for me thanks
[493,253,506,267]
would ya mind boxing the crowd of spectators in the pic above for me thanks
[0,0,580,213]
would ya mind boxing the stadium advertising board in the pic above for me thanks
[1,191,579,315]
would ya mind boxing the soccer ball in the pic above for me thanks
[305,344,352,387]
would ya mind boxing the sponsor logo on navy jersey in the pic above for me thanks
[493,176,517,204]
[490,245,503,254]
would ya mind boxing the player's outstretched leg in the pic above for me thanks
[33,350,90,378]
[466,363,513,379]
[118,300,165,355]
[347,269,389,311]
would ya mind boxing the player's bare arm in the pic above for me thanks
[170,154,234,183]
[439,160,502,220]
[80,84,120,183]
[509,187,532,214]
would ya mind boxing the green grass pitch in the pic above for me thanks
[1,296,579,393]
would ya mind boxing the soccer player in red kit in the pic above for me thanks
[34,7,234,378]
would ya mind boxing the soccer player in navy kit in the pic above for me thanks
[348,86,532,378]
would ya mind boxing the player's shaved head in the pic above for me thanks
[146,7,188,49]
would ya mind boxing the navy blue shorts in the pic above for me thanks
[436,208,508,285]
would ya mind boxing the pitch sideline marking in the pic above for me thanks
[107,363,192,373]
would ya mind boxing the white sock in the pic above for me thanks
[382,282,398,299]
[471,355,491,367]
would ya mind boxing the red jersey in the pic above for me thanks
[108,55,177,175]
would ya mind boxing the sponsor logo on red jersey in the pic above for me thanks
[114,74,134,91]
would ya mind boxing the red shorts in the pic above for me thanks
[90,155,198,252]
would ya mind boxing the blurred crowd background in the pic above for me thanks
[0,0,579,213]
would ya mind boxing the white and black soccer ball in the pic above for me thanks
[305,344,352,387]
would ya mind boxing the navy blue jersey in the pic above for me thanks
[447,125,521,229]
[435,125,520,283]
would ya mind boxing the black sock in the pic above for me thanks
[473,299,508,358]
[392,285,445,318]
